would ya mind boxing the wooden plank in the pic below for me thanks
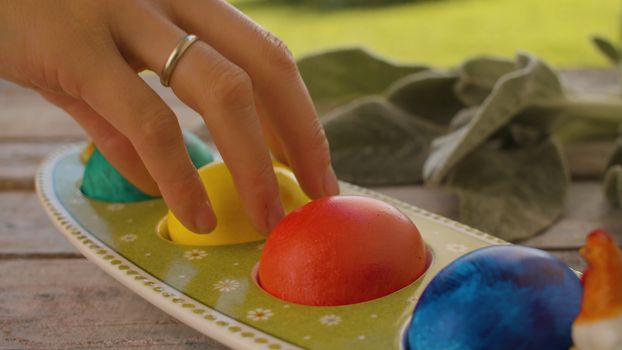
[521,182,622,249]
[559,69,619,95]
[0,259,229,350]
[0,76,205,141]
[1,69,617,141]
[372,185,459,220]
[0,141,71,190]
[0,192,76,256]
[564,141,615,180]
[547,250,586,272]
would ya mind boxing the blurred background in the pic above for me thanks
[232,0,617,67]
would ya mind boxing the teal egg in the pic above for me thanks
[81,131,214,202]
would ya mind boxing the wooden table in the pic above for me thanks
[2,71,621,350]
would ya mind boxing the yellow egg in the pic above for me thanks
[166,161,309,246]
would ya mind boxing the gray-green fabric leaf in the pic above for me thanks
[386,70,464,126]
[591,35,621,65]
[603,165,622,208]
[449,106,478,130]
[446,138,567,241]
[454,56,516,106]
[322,96,444,185]
[297,48,427,115]
[517,97,622,143]
[423,53,564,184]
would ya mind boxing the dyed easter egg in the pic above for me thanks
[258,196,428,306]
[167,162,309,246]
[408,245,582,350]
[81,131,213,202]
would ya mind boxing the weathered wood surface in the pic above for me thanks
[0,69,620,349]
[0,74,203,141]
[0,259,228,350]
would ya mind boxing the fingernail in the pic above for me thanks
[195,201,217,234]
[266,198,285,234]
[323,166,339,196]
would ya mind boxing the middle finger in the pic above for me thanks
[115,4,284,233]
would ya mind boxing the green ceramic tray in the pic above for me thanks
[37,145,507,350]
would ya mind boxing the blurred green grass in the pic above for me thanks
[232,0,618,67]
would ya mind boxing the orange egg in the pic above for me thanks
[258,196,427,306]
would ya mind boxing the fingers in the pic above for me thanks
[77,47,216,234]
[165,0,339,198]
[173,42,284,233]
[38,90,160,196]
[116,6,283,233]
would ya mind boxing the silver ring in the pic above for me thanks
[160,34,199,87]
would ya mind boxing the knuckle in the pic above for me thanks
[239,160,277,197]
[162,168,200,194]
[208,63,254,109]
[135,108,179,148]
[261,30,297,74]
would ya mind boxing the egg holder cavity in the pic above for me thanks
[37,145,507,350]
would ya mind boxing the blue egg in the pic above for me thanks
[408,245,582,350]
[81,130,214,202]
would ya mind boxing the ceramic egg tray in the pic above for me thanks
[37,145,508,350]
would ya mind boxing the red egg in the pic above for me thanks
[258,195,427,306]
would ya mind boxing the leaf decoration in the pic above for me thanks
[516,96,622,143]
[322,96,444,185]
[446,138,567,241]
[449,106,478,130]
[423,53,564,184]
[454,56,516,106]
[591,35,622,65]
[386,70,464,126]
[297,48,427,115]
[603,165,622,208]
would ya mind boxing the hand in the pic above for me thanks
[0,0,339,234]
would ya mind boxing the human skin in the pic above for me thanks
[0,0,339,234]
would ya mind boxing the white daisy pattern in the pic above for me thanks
[107,203,125,211]
[120,234,138,242]
[246,308,273,321]
[213,279,241,292]
[183,249,207,260]
[445,243,468,253]
[319,314,342,326]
